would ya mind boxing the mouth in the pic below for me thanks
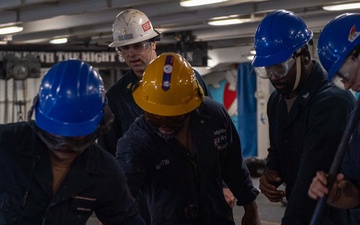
[53,146,79,154]
[158,126,176,135]
[50,147,81,161]
[129,58,139,62]
[273,82,287,89]
[129,57,141,63]
[157,126,177,139]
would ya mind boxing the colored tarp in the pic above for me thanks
[237,63,257,157]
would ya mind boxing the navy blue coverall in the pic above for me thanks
[0,121,145,225]
[338,118,360,224]
[116,97,259,225]
[98,68,211,224]
[266,61,356,225]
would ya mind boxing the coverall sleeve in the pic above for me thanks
[341,120,360,185]
[282,94,354,225]
[265,92,282,172]
[97,116,123,156]
[97,92,123,157]
[116,130,149,199]
[219,107,259,206]
[94,156,146,225]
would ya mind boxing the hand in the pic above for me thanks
[241,201,261,225]
[223,187,236,208]
[331,175,360,208]
[308,171,330,200]
[308,171,360,208]
[259,170,285,202]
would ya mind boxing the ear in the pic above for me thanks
[303,52,311,64]
[151,42,156,50]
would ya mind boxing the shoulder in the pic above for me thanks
[305,84,356,119]
[193,69,202,78]
[193,69,211,97]
[203,96,224,108]
[88,145,124,174]
[0,122,37,153]
[0,121,33,140]
[314,84,355,106]
[106,70,136,97]
[197,97,229,118]
[311,63,355,104]
[117,117,153,151]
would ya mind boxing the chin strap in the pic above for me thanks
[292,54,302,92]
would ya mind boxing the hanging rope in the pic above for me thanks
[12,79,16,123]
[4,79,9,123]
[23,79,27,116]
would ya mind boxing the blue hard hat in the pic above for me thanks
[35,59,105,136]
[318,13,360,81]
[252,10,313,67]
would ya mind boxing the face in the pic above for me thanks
[118,41,155,79]
[48,138,83,161]
[144,112,190,139]
[268,57,298,95]
[333,53,360,91]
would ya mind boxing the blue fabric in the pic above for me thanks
[208,80,238,131]
[355,92,360,100]
[237,63,257,157]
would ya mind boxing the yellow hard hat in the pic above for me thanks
[133,52,204,116]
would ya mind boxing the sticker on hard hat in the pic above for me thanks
[118,34,133,41]
[164,64,173,74]
[162,55,174,91]
[348,25,360,43]
[142,21,152,32]
[117,28,133,41]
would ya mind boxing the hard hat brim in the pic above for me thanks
[133,87,203,116]
[109,30,160,48]
[35,109,104,136]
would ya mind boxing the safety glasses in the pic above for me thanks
[144,112,190,129]
[36,127,98,152]
[334,49,360,85]
[115,41,151,56]
[254,56,296,79]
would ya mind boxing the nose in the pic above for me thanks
[269,72,282,81]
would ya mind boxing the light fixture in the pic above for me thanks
[50,37,68,44]
[250,49,256,55]
[208,15,251,26]
[323,2,360,11]
[180,0,228,7]
[0,26,23,35]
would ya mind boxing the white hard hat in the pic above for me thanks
[109,9,160,48]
